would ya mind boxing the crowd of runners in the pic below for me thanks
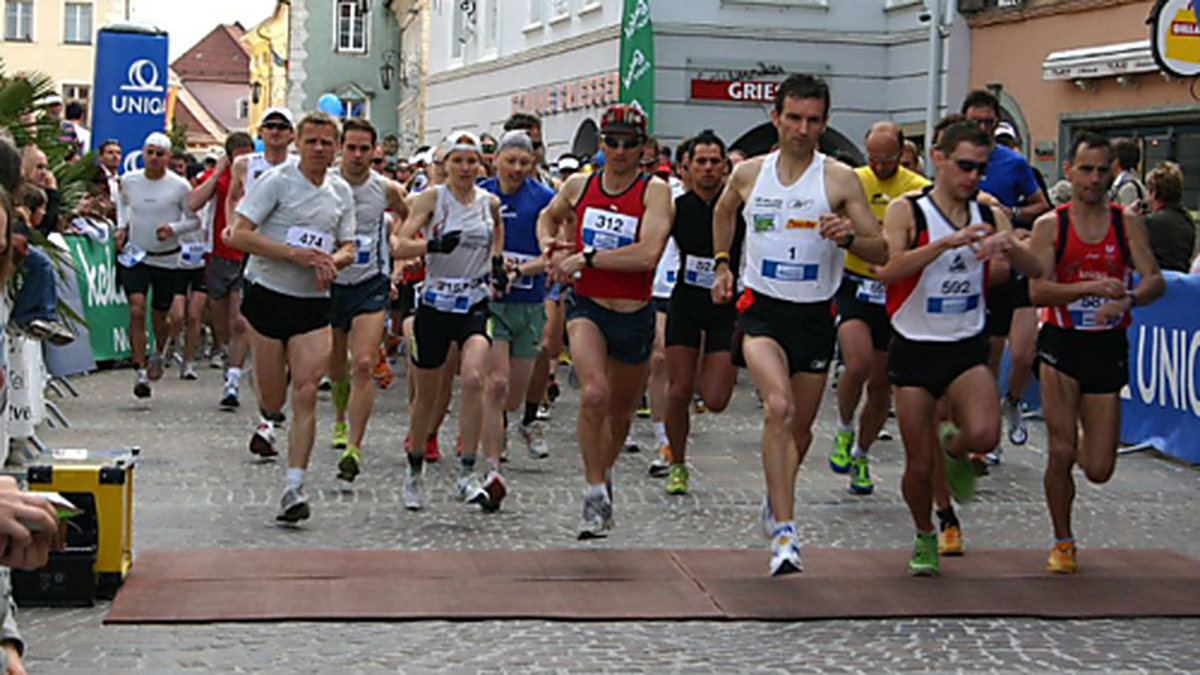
[112,74,1164,577]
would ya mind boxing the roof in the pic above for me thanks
[172,24,251,84]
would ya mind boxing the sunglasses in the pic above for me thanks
[144,149,166,157]
[481,145,497,154]
[262,122,291,131]
[602,135,642,150]
[953,158,989,175]
[371,158,385,165]
[531,141,544,151]
[971,117,998,129]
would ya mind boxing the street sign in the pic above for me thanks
[690,79,780,104]
[1150,0,1200,78]
[91,24,169,174]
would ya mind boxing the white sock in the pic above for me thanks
[653,422,668,447]
[772,520,797,538]
[837,420,854,435]
[587,483,608,501]
[226,367,242,387]
[285,468,305,489]
[851,444,865,459]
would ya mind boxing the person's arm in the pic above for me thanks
[536,174,584,253]
[1009,159,1051,226]
[1026,212,1123,306]
[385,179,410,224]
[979,205,1043,279]
[189,160,226,212]
[165,181,201,236]
[827,161,888,264]
[556,178,674,277]
[877,199,990,285]
[39,188,61,236]
[1118,208,1166,310]
[224,157,247,241]
[395,189,439,259]
[710,160,755,304]
[1,577,24,665]
[330,185,357,271]
[114,180,131,250]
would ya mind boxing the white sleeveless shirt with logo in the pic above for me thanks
[888,194,988,342]
[420,185,494,314]
[244,152,294,197]
[335,170,391,286]
[740,151,843,303]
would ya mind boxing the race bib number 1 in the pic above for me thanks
[285,226,333,253]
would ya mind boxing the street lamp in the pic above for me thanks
[251,81,263,104]
[380,50,402,90]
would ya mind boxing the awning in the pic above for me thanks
[1042,40,1159,81]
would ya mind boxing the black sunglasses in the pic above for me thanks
[262,122,291,131]
[371,158,385,165]
[971,117,998,129]
[953,158,989,175]
[602,135,641,150]
[144,149,166,157]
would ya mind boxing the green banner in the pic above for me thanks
[65,235,134,362]
[619,0,655,132]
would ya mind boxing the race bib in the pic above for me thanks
[422,278,474,314]
[118,243,146,268]
[581,207,638,251]
[761,259,819,282]
[855,277,886,305]
[504,251,536,291]
[179,242,207,267]
[1067,295,1118,331]
[285,226,333,253]
[926,277,980,314]
[354,235,373,266]
[684,255,716,289]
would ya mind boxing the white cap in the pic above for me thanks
[42,93,64,107]
[444,131,482,156]
[262,107,294,127]
[994,122,1017,140]
[143,132,172,151]
[557,156,580,171]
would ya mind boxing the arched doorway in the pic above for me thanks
[731,123,865,167]
[572,119,599,159]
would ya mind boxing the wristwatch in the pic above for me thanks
[583,245,597,268]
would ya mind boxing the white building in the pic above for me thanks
[421,0,971,164]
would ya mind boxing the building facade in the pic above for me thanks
[967,0,1200,211]
[387,0,427,156]
[171,23,251,149]
[242,0,290,136]
[288,0,403,139]
[421,0,970,165]
[1,0,127,119]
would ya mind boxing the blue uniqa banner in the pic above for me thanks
[90,24,169,174]
[1120,271,1200,464]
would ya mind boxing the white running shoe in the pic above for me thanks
[1001,396,1028,447]
[520,421,550,459]
[147,351,165,382]
[403,468,424,511]
[180,362,198,381]
[455,474,478,502]
[275,485,311,524]
[468,471,508,512]
[249,418,277,457]
[768,529,803,577]
[577,490,613,540]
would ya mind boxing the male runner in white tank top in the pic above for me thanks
[712,75,888,576]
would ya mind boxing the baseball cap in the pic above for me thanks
[42,93,64,107]
[143,132,172,151]
[994,122,1017,140]
[262,107,295,127]
[654,158,672,176]
[444,132,483,156]
[600,104,648,137]
[557,156,580,172]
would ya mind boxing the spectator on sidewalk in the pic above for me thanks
[11,187,75,345]
[1144,161,1196,274]
[1110,138,1148,215]
[19,146,61,236]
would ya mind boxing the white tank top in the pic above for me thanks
[888,195,988,342]
[652,237,679,299]
[740,151,842,303]
[244,152,291,196]
[335,171,391,286]
[420,185,494,313]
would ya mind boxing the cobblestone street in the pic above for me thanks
[17,363,1200,673]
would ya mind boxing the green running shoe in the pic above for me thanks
[849,455,874,495]
[666,464,690,495]
[829,429,854,474]
[331,421,349,450]
[337,446,361,482]
[908,531,940,577]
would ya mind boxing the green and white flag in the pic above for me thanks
[619,0,654,132]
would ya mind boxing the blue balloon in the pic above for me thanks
[253,138,264,152]
[317,93,344,116]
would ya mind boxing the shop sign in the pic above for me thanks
[510,72,620,118]
[690,79,780,104]
[1150,0,1200,78]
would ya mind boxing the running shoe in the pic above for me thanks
[648,444,672,477]
[877,428,893,441]
[985,445,1004,467]
[403,467,424,510]
[848,455,874,495]
[520,421,550,459]
[209,348,226,370]
[577,490,613,540]
[938,421,977,503]
[908,531,940,576]
[275,485,311,524]
[337,446,361,483]
[623,434,640,454]
[693,395,707,414]
[536,402,552,421]
[636,395,650,419]
[250,418,278,457]
[318,376,331,391]
[938,524,964,556]
[373,348,394,389]
[829,429,854,474]
[133,370,151,399]
[331,421,349,450]
[468,471,508,512]
[219,383,240,410]
[147,351,165,382]
[1001,395,1028,446]
[423,435,440,462]
[768,527,803,576]
[455,474,478,502]
[665,464,689,495]
[180,362,198,381]
[1046,540,1077,574]
[761,496,778,539]
[546,376,560,403]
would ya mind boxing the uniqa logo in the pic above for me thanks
[111,58,166,116]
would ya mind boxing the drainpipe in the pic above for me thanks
[924,0,944,175]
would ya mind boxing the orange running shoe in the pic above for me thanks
[1047,540,1077,574]
[424,435,440,462]
[938,524,964,556]
[373,347,394,389]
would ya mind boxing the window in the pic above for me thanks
[4,1,33,42]
[550,0,569,18]
[62,83,90,105]
[64,2,93,44]
[336,0,367,54]
[451,0,465,59]
[236,98,249,120]
[529,0,542,24]
[484,0,499,53]
[340,97,367,119]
